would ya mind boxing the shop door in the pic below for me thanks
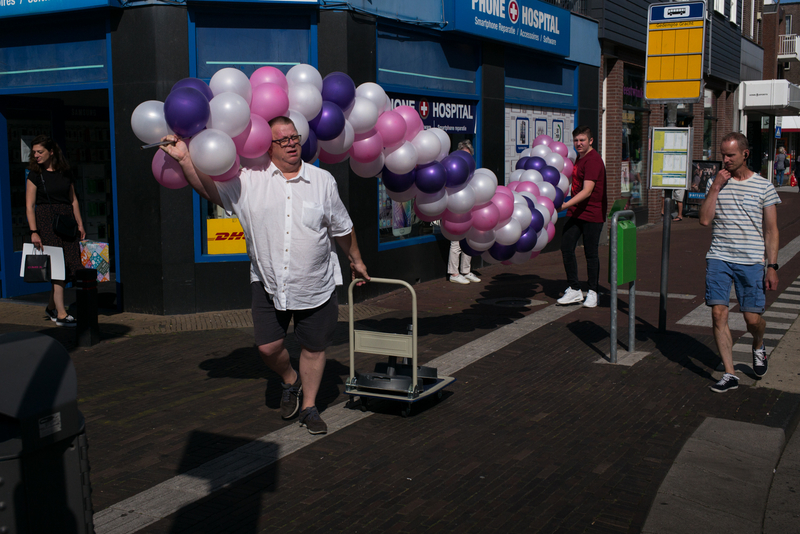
[0,90,114,299]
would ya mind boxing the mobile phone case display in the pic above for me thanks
[65,121,113,242]
[80,240,111,282]
[79,164,112,241]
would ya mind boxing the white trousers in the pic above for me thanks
[448,240,472,275]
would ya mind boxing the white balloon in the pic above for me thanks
[345,96,379,134]
[557,173,571,195]
[286,64,323,92]
[532,229,549,252]
[520,148,533,157]
[510,251,532,264]
[495,218,522,246]
[318,120,355,155]
[288,83,323,121]
[189,129,237,177]
[209,68,252,105]
[567,146,578,163]
[520,169,543,183]
[355,82,388,114]
[416,189,448,216]
[384,141,418,175]
[534,203,551,227]
[386,183,418,202]
[428,128,451,161]
[481,251,495,264]
[473,168,498,188]
[411,130,442,166]
[446,183,476,214]
[512,203,533,232]
[440,227,468,242]
[287,109,309,145]
[545,152,565,172]
[207,92,251,138]
[508,169,525,183]
[350,152,385,178]
[530,144,551,159]
[538,182,557,202]
[466,227,495,251]
[470,173,498,205]
[131,101,173,145]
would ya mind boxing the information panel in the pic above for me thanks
[649,127,692,189]
[644,1,706,102]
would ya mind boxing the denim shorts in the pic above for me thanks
[705,259,765,313]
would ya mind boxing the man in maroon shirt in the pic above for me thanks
[556,126,608,308]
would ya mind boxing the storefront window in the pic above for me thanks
[622,67,647,208]
[703,90,715,160]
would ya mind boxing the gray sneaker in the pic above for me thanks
[298,406,328,435]
[280,378,302,420]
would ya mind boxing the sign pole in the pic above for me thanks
[659,103,678,332]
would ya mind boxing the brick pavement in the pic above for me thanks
[2,192,800,533]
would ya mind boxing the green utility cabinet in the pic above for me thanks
[609,220,637,285]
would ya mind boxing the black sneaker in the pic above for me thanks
[298,406,328,435]
[752,343,768,378]
[280,378,302,420]
[45,307,57,322]
[710,373,739,393]
[56,315,77,327]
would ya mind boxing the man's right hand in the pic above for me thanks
[712,169,731,191]
[159,135,189,163]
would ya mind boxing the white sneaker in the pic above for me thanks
[583,290,598,308]
[450,274,470,284]
[557,287,584,305]
[463,272,481,283]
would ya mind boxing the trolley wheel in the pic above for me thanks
[346,399,357,410]
[359,397,369,412]
[400,404,412,418]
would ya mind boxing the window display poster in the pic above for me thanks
[687,160,720,202]
[516,118,529,152]
[621,160,631,194]
[552,120,564,142]
[534,118,547,139]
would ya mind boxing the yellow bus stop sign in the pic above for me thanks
[645,1,706,102]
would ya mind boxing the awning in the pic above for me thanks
[740,79,800,116]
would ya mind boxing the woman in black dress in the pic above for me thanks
[25,135,85,327]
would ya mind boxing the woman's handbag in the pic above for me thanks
[24,249,51,283]
[40,173,79,240]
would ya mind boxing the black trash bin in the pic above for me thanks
[0,332,94,534]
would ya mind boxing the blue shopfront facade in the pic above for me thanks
[0,0,599,313]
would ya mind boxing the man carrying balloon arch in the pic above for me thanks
[160,116,370,436]
[556,125,608,309]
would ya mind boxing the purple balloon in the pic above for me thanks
[322,72,356,112]
[489,242,516,262]
[415,161,447,194]
[164,87,210,138]
[553,188,565,210]
[441,154,471,188]
[301,129,318,162]
[541,166,561,186]
[172,78,214,102]
[515,157,530,170]
[450,150,476,175]
[528,205,544,234]
[382,166,416,193]
[525,156,546,171]
[459,238,483,257]
[516,226,538,253]
[309,101,345,141]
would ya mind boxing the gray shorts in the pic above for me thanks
[251,282,339,352]
[672,189,685,202]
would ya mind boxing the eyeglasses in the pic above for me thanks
[272,135,302,148]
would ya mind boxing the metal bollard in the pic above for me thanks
[75,268,99,347]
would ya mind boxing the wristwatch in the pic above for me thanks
[767,263,779,271]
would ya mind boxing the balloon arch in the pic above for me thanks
[132,64,576,264]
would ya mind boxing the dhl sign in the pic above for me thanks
[207,218,247,255]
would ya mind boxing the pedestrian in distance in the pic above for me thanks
[160,116,370,434]
[556,126,608,308]
[25,134,86,327]
[700,132,780,393]
[775,146,787,187]
[448,139,481,285]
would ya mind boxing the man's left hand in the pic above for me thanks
[350,259,370,286]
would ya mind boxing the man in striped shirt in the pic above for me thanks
[700,132,780,393]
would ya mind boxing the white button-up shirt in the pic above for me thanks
[216,161,353,311]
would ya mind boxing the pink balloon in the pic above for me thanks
[319,147,349,164]
[250,66,288,93]
[152,150,189,189]
[442,217,473,235]
[442,209,471,223]
[507,181,520,191]
[530,250,540,260]
[349,129,384,163]
[494,185,514,200]
[491,192,515,222]
[233,115,271,158]
[375,110,407,148]
[413,202,442,222]
[211,154,241,182]
[471,202,500,231]
[516,181,541,197]
[393,105,423,142]
[546,222,556,242]
[550,141,568,158]
[537,196,556,218]
[533,134,553,147]
[562,158,574,178]
[250,83,290,122]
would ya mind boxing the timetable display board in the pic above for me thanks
[649,127,692,189]
[645,1,706,102]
